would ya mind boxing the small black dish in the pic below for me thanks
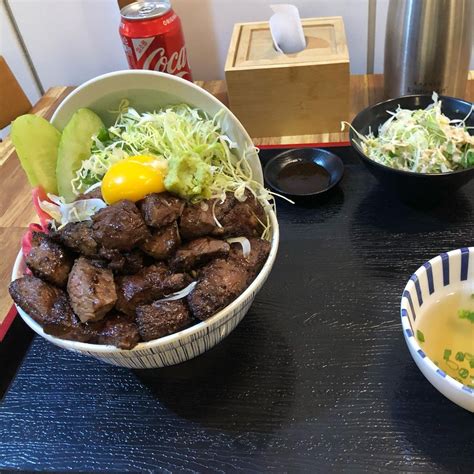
[350,94,474,205]
[263,148,344,201]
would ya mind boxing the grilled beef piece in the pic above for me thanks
[98,248,145,275]
[115,263,192,316]
[115,263,168,315]
[93,312,140,349]
[161,272,192,295]
[170,237,230,272]
[179,194,237,240]
[92,200,150,251]
[179,200,215,240]
[136,300,192,341]
[229,238,271,281]
[218,190,266,238]
[67,257,117,323]
[140,222,181,260]
[139,192,184,229]
[25,232,73,288]
[76,187,103,201]
[9,275,91,341]
[187,258,248,320]
[52,221,99,257]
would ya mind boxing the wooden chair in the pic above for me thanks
[0,56,31,130]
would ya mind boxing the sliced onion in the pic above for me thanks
[83,181,102,194]
[41,193,107,229]
[213,214,223,228]
[212,198,223,228]
[227,237,251,257]
[156,281,197,303]
[38,199,62,223]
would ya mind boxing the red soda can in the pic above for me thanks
[119,1,193,81]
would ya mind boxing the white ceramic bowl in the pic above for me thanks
[401,247,474,412]
[11,70,279,368]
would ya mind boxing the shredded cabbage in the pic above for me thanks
[71,102,270,204]
[344,93,474,173]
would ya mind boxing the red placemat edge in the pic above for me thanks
[0,305,17,342]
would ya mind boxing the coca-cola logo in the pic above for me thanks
[143,45,189,77]
[162,12,177,26]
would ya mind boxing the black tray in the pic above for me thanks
[1,146,473,472]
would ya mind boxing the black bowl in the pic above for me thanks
[350,95,474,204]
[263,148,344,201]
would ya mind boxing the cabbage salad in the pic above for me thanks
[346,93,474,173]
[72,101,269,203]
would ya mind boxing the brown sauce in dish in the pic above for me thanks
[276,161,330,194]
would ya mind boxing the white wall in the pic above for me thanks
[373,0,388,73]
[2,0,472,98]
[0,1,41,138]
[5,0,368,90]
[0,1,40,103]
[173,0,369,80]
[8,0,128,90]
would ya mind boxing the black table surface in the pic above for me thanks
[1,146,473,473]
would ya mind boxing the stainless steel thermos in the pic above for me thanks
[384,0,473,98]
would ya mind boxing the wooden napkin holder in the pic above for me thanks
[225,17,350,138]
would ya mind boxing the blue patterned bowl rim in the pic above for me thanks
[400,247,474,398]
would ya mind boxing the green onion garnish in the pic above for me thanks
[416,330,425,343]
[458,368,469,379]
[443,349,452,361]
[458,309,474,323]
[455,352,465,362]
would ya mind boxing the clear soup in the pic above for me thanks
[416,292,474,388]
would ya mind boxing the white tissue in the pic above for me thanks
[269,4,306,54]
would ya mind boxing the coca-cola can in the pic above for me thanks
[119,1,193,81]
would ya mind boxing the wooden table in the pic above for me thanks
[0,73,473,333]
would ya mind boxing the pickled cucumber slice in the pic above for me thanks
[11,114,60,194]
[56,108,104,202]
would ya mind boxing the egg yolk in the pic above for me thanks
[101,155,167,204]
